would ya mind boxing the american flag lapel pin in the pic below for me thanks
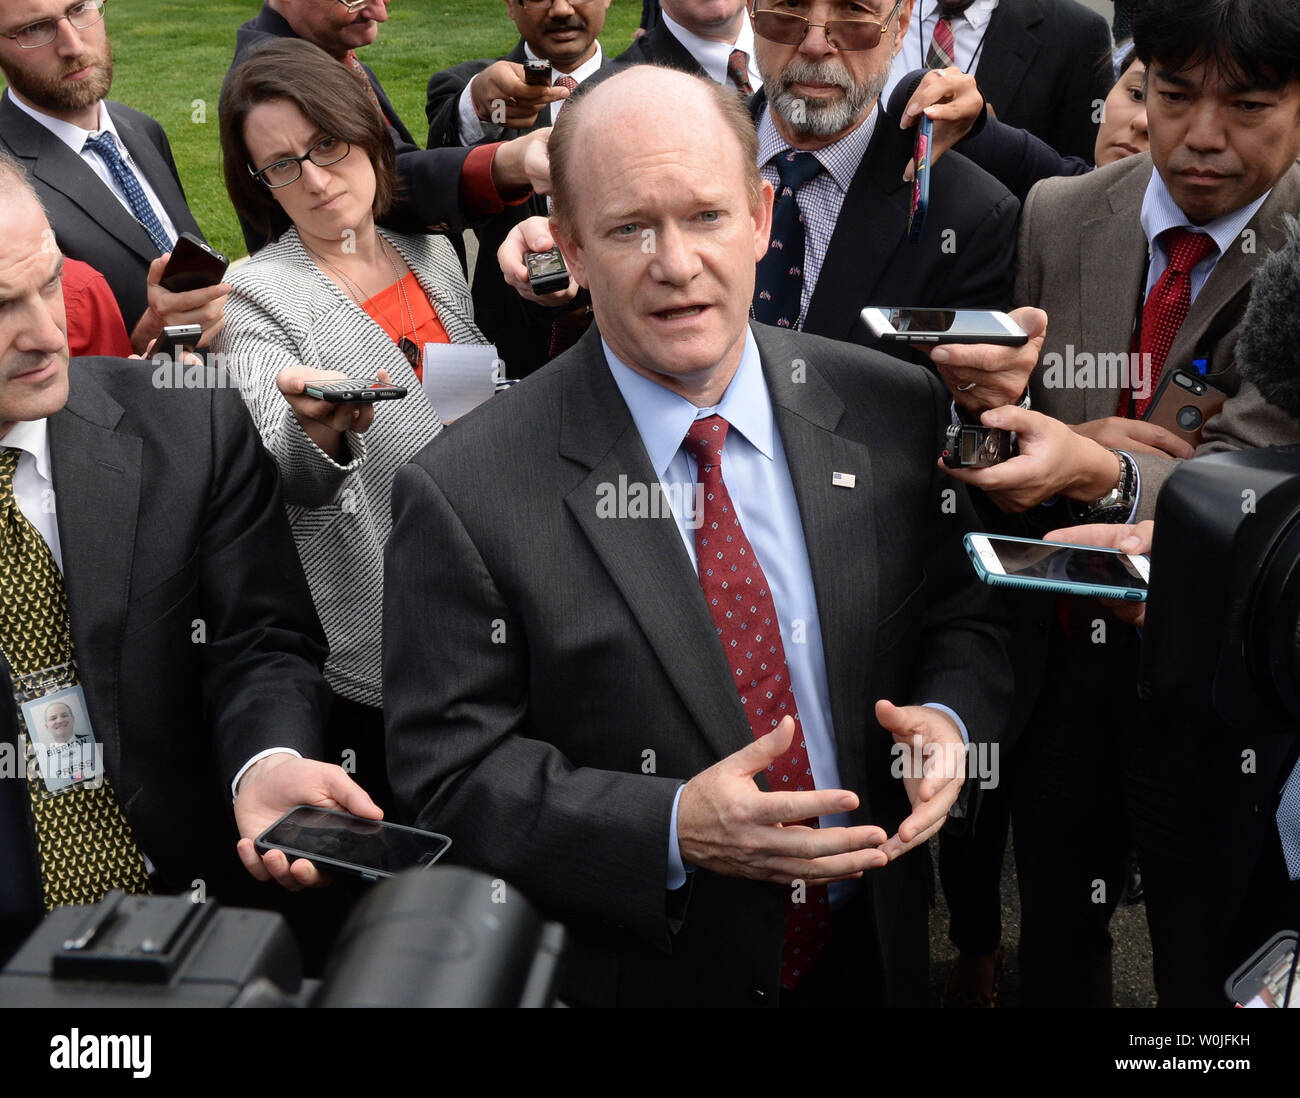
[832,472,856,489]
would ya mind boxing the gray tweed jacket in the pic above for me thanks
[214,226,486,705]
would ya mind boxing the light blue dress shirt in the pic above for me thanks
[601,328,967,895]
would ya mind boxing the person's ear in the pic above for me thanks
[751,178,775,263]
[549,217,590,290]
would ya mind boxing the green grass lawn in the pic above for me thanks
[5,1,645,260]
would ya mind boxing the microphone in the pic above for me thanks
[1236,214,1300,423]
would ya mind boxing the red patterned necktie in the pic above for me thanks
[1131,228,1217,418]
[683,415,831,991]
[554,75,578,118]
[926,15,955,68]
[344,51,384,115]
[727,48,753,97]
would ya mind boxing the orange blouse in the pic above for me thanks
[361,272,449,382]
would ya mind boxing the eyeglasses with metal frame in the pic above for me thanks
[1,0,107,49]
[747,0,906,51]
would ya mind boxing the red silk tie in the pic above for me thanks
[727,48,753,97]
[1132,228,1217,418]
[683,415,831,991]
[344,51,383,114]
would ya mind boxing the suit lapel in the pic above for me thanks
[1167,164,1300,373]
[108,103,201,241]
[973,0,1043,119]
[47,367,142,779]
[801,118,911,342]
[755,326,876,789]
[0,97,161,264]
[1076,160,1152,420]
[559,331,755,764]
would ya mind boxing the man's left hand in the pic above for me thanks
[941,405,1122,512]
[234,753,382,891]
[875,700,966,860]
[922,306,1048,413]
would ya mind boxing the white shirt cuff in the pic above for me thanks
[458,80,502,145]
[231,748,302,801]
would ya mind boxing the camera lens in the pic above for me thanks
[1177,406,1203,430]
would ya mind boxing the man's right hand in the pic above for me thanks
[677,717,888,886]
[1071,417,1195,459]
[130,252,230,355]
[498,216,580,305]
[471,61,569,130]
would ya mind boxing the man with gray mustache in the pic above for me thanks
[743,0,1018,358]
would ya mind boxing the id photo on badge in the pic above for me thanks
[22,685,101,793]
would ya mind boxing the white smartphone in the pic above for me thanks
[965,533,1150,601]
[861,308,1029,346]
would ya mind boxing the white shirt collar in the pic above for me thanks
[921,0,999,30]
[2,416,52,483]
[5,87,118,157]
[1140,167,1272,259]
[523,39,605,83]
[659,11,754,86]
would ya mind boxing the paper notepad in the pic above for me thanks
[422,343,501,422]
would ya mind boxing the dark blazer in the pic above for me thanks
[225,2,472,252]
[972,0,1113,165]
[0,95,203,334]
[613,20,708,75]
[747,92,1019,355]
[384,322,1013,1007]
[426,40,614,378]
[0,360,331,956]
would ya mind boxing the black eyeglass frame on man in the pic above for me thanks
[748,0,907,52]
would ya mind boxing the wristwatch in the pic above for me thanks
[1072,449,1138,524]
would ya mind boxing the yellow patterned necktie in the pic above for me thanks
[0,447,150,908]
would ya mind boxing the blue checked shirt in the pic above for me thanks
[757,104,879,331]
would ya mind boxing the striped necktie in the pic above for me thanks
[0,448,150,908]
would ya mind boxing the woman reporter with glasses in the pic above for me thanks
[215,39,487,812]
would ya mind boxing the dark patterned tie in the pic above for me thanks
[683,416,831,990]
[753,151,823,330]
[0,449,150,908]
[1131,229,1217,418]
[727,48,753,97]
[554,75,579,118]
[82,133,173,255]
[344,50,384,114]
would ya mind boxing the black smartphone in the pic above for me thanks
[159,232,228,293]
[1142,367,1228,447]
[861,307,1030,346]
[1226,930,1299,1008]
[160,323,202,363]
[302,378,408,403]
[907,113,933,243]
[254,806,452,882]
[942,423,1012,468]
[523,57,552,87]
[525,248,570,295]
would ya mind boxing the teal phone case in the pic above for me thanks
[963,533,1148,602]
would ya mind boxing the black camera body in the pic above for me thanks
[1140,446,1300,733]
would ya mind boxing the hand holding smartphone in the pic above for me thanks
[863,307,1029,346]
[965,533,1150,601]
[158,232,228,294]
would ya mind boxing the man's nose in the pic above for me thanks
[648,223,703,284]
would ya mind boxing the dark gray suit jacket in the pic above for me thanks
[384,322,1012,1007]
[0,360,330,952]
[0,95,203,333]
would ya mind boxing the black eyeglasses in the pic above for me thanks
[749,0,906,51]
[249,137,351,188]
[1,0,106,49]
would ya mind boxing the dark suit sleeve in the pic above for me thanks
[1050,15,1113,165]
[426,58,495,149]
[908,374,1014,744]
[931,181,1019,310]
[955,116,1092,204]
[198,385,331,784]
[384,460,684,946]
